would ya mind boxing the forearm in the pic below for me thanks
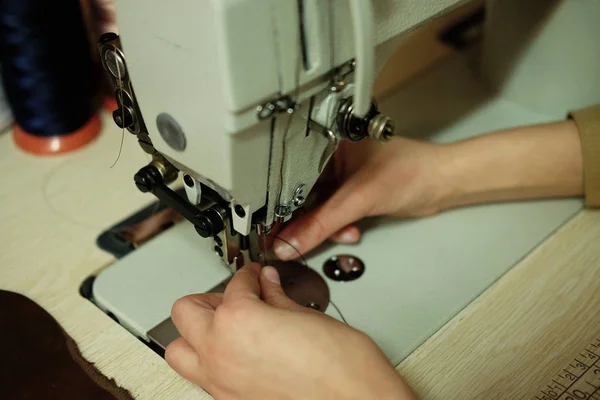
[438,120,584,210]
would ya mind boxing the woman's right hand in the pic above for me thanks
[275,119,584,261]
[274,137,451,260]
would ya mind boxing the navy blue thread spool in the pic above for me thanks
[0,0,101,155]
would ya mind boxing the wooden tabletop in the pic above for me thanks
[2,113,600,400]
[0,123,209,399]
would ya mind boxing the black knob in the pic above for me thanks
[134,166,162,193]
[195,217,213,238]
[337,98,379,142]
[194,207,226,238]
[113,107,134,129]
[99,32,118,45]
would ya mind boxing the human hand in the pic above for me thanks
[274,119,585,260]
[90,0,118,34]
[275,137,449,260]
[166,263,416,400]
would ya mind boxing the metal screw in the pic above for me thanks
[134,174,151,193]
[194,207,226,238]
[293,196,305,208]
[330,81,346,93]
[292,184,306,208]
[195,219,212,238]
[275,98,296,115]
[275,204,292,221]
[256,103,276,120]
[323,255,365,281]
[257,96,296,120]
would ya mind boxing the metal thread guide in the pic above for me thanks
[534,338,600,400]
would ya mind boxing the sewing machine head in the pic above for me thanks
[98,0,490,275]
[89,0,600,354]
[97,0,410,271]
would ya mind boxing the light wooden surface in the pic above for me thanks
[398,209,600,399]
[0,124,209,399]
[2,3,600,398]
[2,118,599,400]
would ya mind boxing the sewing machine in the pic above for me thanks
[91,0,599,364]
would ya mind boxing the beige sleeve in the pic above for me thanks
[569,105,600,207]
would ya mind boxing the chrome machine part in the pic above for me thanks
[337,97,396,142]
[183,174,202,205]
[212,206,250,273]
[273,183,308,224]
[367,114,395,142]
[292,184,307,208]
[99,32,252,273]
[256,95,297,120]
[323,255,365,282]
[262,58,359,228]
[99,33,146,137]
[274,204,293,224]
[307,119,340,173]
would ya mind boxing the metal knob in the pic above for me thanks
[194,206,227,238]
[367,114,395,142]
[337,97,396,142]
[113,106,135,129]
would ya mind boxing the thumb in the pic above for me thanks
[259,266,302,310]
[275,174,372,260]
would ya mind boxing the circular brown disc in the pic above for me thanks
[271,261,330,312]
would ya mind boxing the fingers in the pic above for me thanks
[223,263,262,302]
[172,264,262,349]
[165,337,206,387]
[259,267,302,310]
[171,293,223,349]
[330,225,361,244]
[275,176,372,260]
[90,0,118,33]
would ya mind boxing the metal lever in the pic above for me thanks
[134,165,225,238]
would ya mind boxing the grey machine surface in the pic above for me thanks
[94,0,597,365]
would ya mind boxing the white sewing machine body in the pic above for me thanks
[93,0,600,362]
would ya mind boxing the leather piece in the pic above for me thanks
[0,290,133,400]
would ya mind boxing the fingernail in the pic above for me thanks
[336,230,358,243]
[262,266,280,285]
[247,262,261,274]
[274,237,300,260]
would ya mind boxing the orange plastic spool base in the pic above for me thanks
[102,96,118,113]
[13,114,102,155]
